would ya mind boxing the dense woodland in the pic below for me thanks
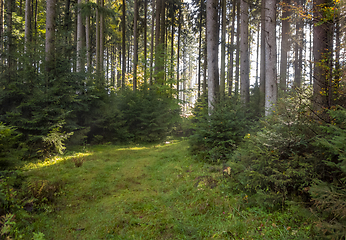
[1,0,346,238]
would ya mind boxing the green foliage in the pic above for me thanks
[224,92,346,238]
[89,89,181,143]
[0,123,26,170]
[189,94,258,163]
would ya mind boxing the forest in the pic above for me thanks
[0,0,346,238]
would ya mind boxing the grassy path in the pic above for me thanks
[22,141,311,239]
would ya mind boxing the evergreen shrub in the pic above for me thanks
[189,94,258,163]
[0,123,26,170]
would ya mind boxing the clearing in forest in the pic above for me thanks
[23,141,310,239]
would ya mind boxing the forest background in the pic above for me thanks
[0,0,346,238]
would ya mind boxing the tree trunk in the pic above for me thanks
[264,0,277,115]
[96,0,100,75]
[144,0,147,84]
[76,0,83,72]
[235,0,240,95]
[240,0,249,104]
[133,0,138,91]
[207,0,219,112]
[280,0,290,91]
[45,0,56,73]
[228,0,236,95]
[177,6,181,98]
[85,0,91,72]
[24,0,31,52]
[149,0,155,85]
[6,0,14,74]
[220,0,226,99]
[313,0,332,111]
[260,0,266,108]
[100,0,104,77]
[122,0,126,89]
[198,12,202,98]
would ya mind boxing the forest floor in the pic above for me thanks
[21,140,312,239]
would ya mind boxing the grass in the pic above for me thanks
[14,140,314,239]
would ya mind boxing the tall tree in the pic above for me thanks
[76,0,83,72]
[313,0,333,110]
[96,0,100,74]
[260,0,266,107]
[235,0,240,95]
[280,0,290,91]
[100,0,104,75]
[264,0,277,115]
[24,0,31,52]
[121,0,126,89]
[45,0,56,73]
[240,0,249,104]
[149,0,155,85]
[207,0,219,111]
[220,0,226,98]
[85,0,91,72]
[228,0,236,95]
[133,0,138,91]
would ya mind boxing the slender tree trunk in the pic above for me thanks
[100,0,104,77]
[96,0,100,74]
[280,0,290,91]
[77,0,83,72]
[45,0,56,73]
[133,0,138,91]
[144,0,147,85]
[85,0,91,72]
[6,0,14,74]
[255,21,260,86]
[170,5,174,95]
[240,0,249,104]
[220,0,226,99]
[294,0,302,88]
[228,0,236,95]
[121,0,126,89]
[235,0,240,95]
[0,0,3,66]
[207,0,219,111]
[24,0,31,52]
[177,6,181,98]
[264,0,277,115]
[260,0,266,108]
[149,0,155,85]
[197,12,202,98]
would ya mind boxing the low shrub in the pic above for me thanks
[189,94,258,163]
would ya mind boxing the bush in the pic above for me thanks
[0,123,26,170]
[189,95,258,163]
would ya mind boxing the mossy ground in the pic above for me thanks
[20,140,313,239]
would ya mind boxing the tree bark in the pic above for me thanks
[122,0,126,89]
[220,0,226,99]
[144,0,147,84]
[100,0,104,77]
[264,0,277,115]
[260,0,266,108]
[240,0,249,104]
[45,0,56,73]
[235,0,240,95]
[228,0,236,95]
[280,0,290,91]
[24,0,31,52]
[177,6,182,98]
[96,0,100,74]
[149,0,155,85]
[313,0,332,111]
[76,0,83,72]
[207,0,219,112]
[133,0,138,91]
[85,0,91,72]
